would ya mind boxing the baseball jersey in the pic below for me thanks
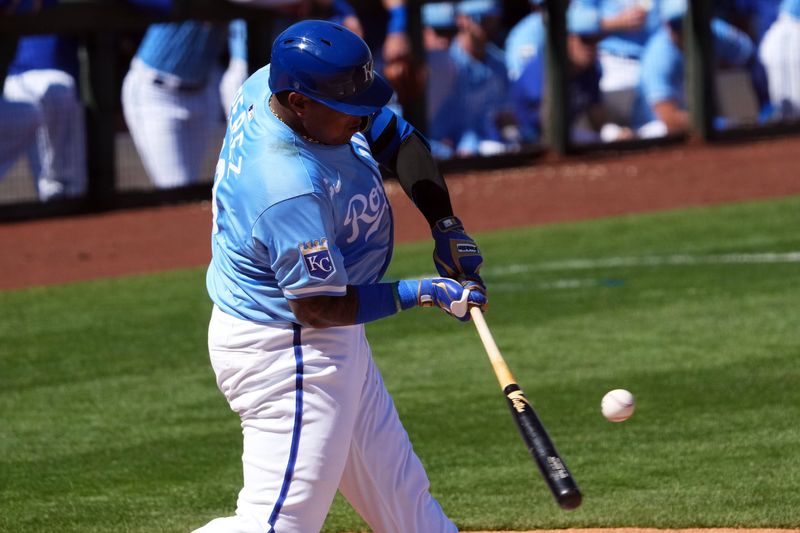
[715,0,781,42]
[136,21,226,86]
[448,39,509,150]
[509,49,602,142]
[782,0,800,17]
[207,66,398,324]
[228,19,247,62]
[504,12,546,82]
[631,18,754,128]
[575,0,662,59]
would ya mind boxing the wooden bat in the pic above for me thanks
[470,307,582,510]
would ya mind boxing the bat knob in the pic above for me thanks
[556,488,582,510]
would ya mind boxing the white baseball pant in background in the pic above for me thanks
[193,305,457,533]
[0,99,40,179]
[759,13,800,119]
[3,69,87,201]
[122,59,221,189]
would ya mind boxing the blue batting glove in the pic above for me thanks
[397,278,488,321]
[431,216,485,287]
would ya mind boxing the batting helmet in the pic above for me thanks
[269,20,394,116]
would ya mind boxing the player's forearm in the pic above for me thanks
[394,132,454,227]
[653,101,689,134]
[288,287,360,328]
[288,284,402,327]
[288,279,485,327]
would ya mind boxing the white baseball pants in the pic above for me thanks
[598,51,641,127]
[121,60,221,189]
[3,69,87,201]
[0,99,40,179]
[193,305,457,533]
[760,13,800,119]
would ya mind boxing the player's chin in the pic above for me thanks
[331,128,361,145]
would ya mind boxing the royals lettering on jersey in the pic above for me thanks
[207,65,396,324]
[344,175,388,244]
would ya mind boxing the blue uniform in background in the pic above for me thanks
[571,0,663,126]
[448,38,509,155]
[136,22,227,87]
[504,12,546,82]
[508,47,603,143]
[759,0,800,118]
[3,4,86,202]
[632,17,755,130]
[122,20,229,188]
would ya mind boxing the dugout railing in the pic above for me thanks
[1,0,799,223]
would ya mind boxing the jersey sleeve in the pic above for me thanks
[640,33,684,106]
[363,106,418,170]
[254,193,348,299]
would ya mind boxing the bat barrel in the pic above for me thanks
[503,384,583,510]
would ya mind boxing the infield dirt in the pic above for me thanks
[3,136,800,290]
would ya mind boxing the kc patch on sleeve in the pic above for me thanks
[300,239,336,280]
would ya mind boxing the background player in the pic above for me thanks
[573,0,663,127]
[196,19,486,533]
[631,0,757,137]
[759,0,800,119]
[508,2,633,144]
[3,0,86,201]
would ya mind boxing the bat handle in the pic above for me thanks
[470,307,516,390]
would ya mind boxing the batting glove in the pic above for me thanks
[397,278,487,321]
[432,216,485,289]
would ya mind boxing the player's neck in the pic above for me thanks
[268,96,321,144]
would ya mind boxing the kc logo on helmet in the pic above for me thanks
[300,239,335,280]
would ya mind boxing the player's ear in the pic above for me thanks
[287,92,313,117]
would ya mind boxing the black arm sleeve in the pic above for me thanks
[394,132,454,227]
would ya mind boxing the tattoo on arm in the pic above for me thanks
[288,286,360,328]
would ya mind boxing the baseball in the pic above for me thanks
[601,389,635,422]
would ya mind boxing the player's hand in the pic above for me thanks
[399,278,487,321]
[431,216,485,288]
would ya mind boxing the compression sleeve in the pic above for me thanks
[364,107,454,227]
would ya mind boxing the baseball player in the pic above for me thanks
[121,19,229,189]
[449,0,513,156]
[0,99,41,180]
[2,0,86,201]
[508,2,633,144]
[572,0,663,126]
[632,0,757,137]
[195,20,487,533]
[504,0,547,83]
[421,2,461,158]
[759,0,800,119]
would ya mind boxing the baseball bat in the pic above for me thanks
[469,307,582,510]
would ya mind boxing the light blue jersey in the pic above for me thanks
[449,40,509,151]
[505,12,546,81]
[630,27,683,128]
[137,21,226,86]
[632,18,754,128]
[782,0,800,17]
[228,19,248,61]
[207,66,395,324]
[574,0,662,59]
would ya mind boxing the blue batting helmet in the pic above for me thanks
[268,20,394,116]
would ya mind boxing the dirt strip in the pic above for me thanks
[2,136,800,290]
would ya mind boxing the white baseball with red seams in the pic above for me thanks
[602,389,636,422]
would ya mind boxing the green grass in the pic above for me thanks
[2,196,800,532]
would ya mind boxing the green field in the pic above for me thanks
[2,196,800,533]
